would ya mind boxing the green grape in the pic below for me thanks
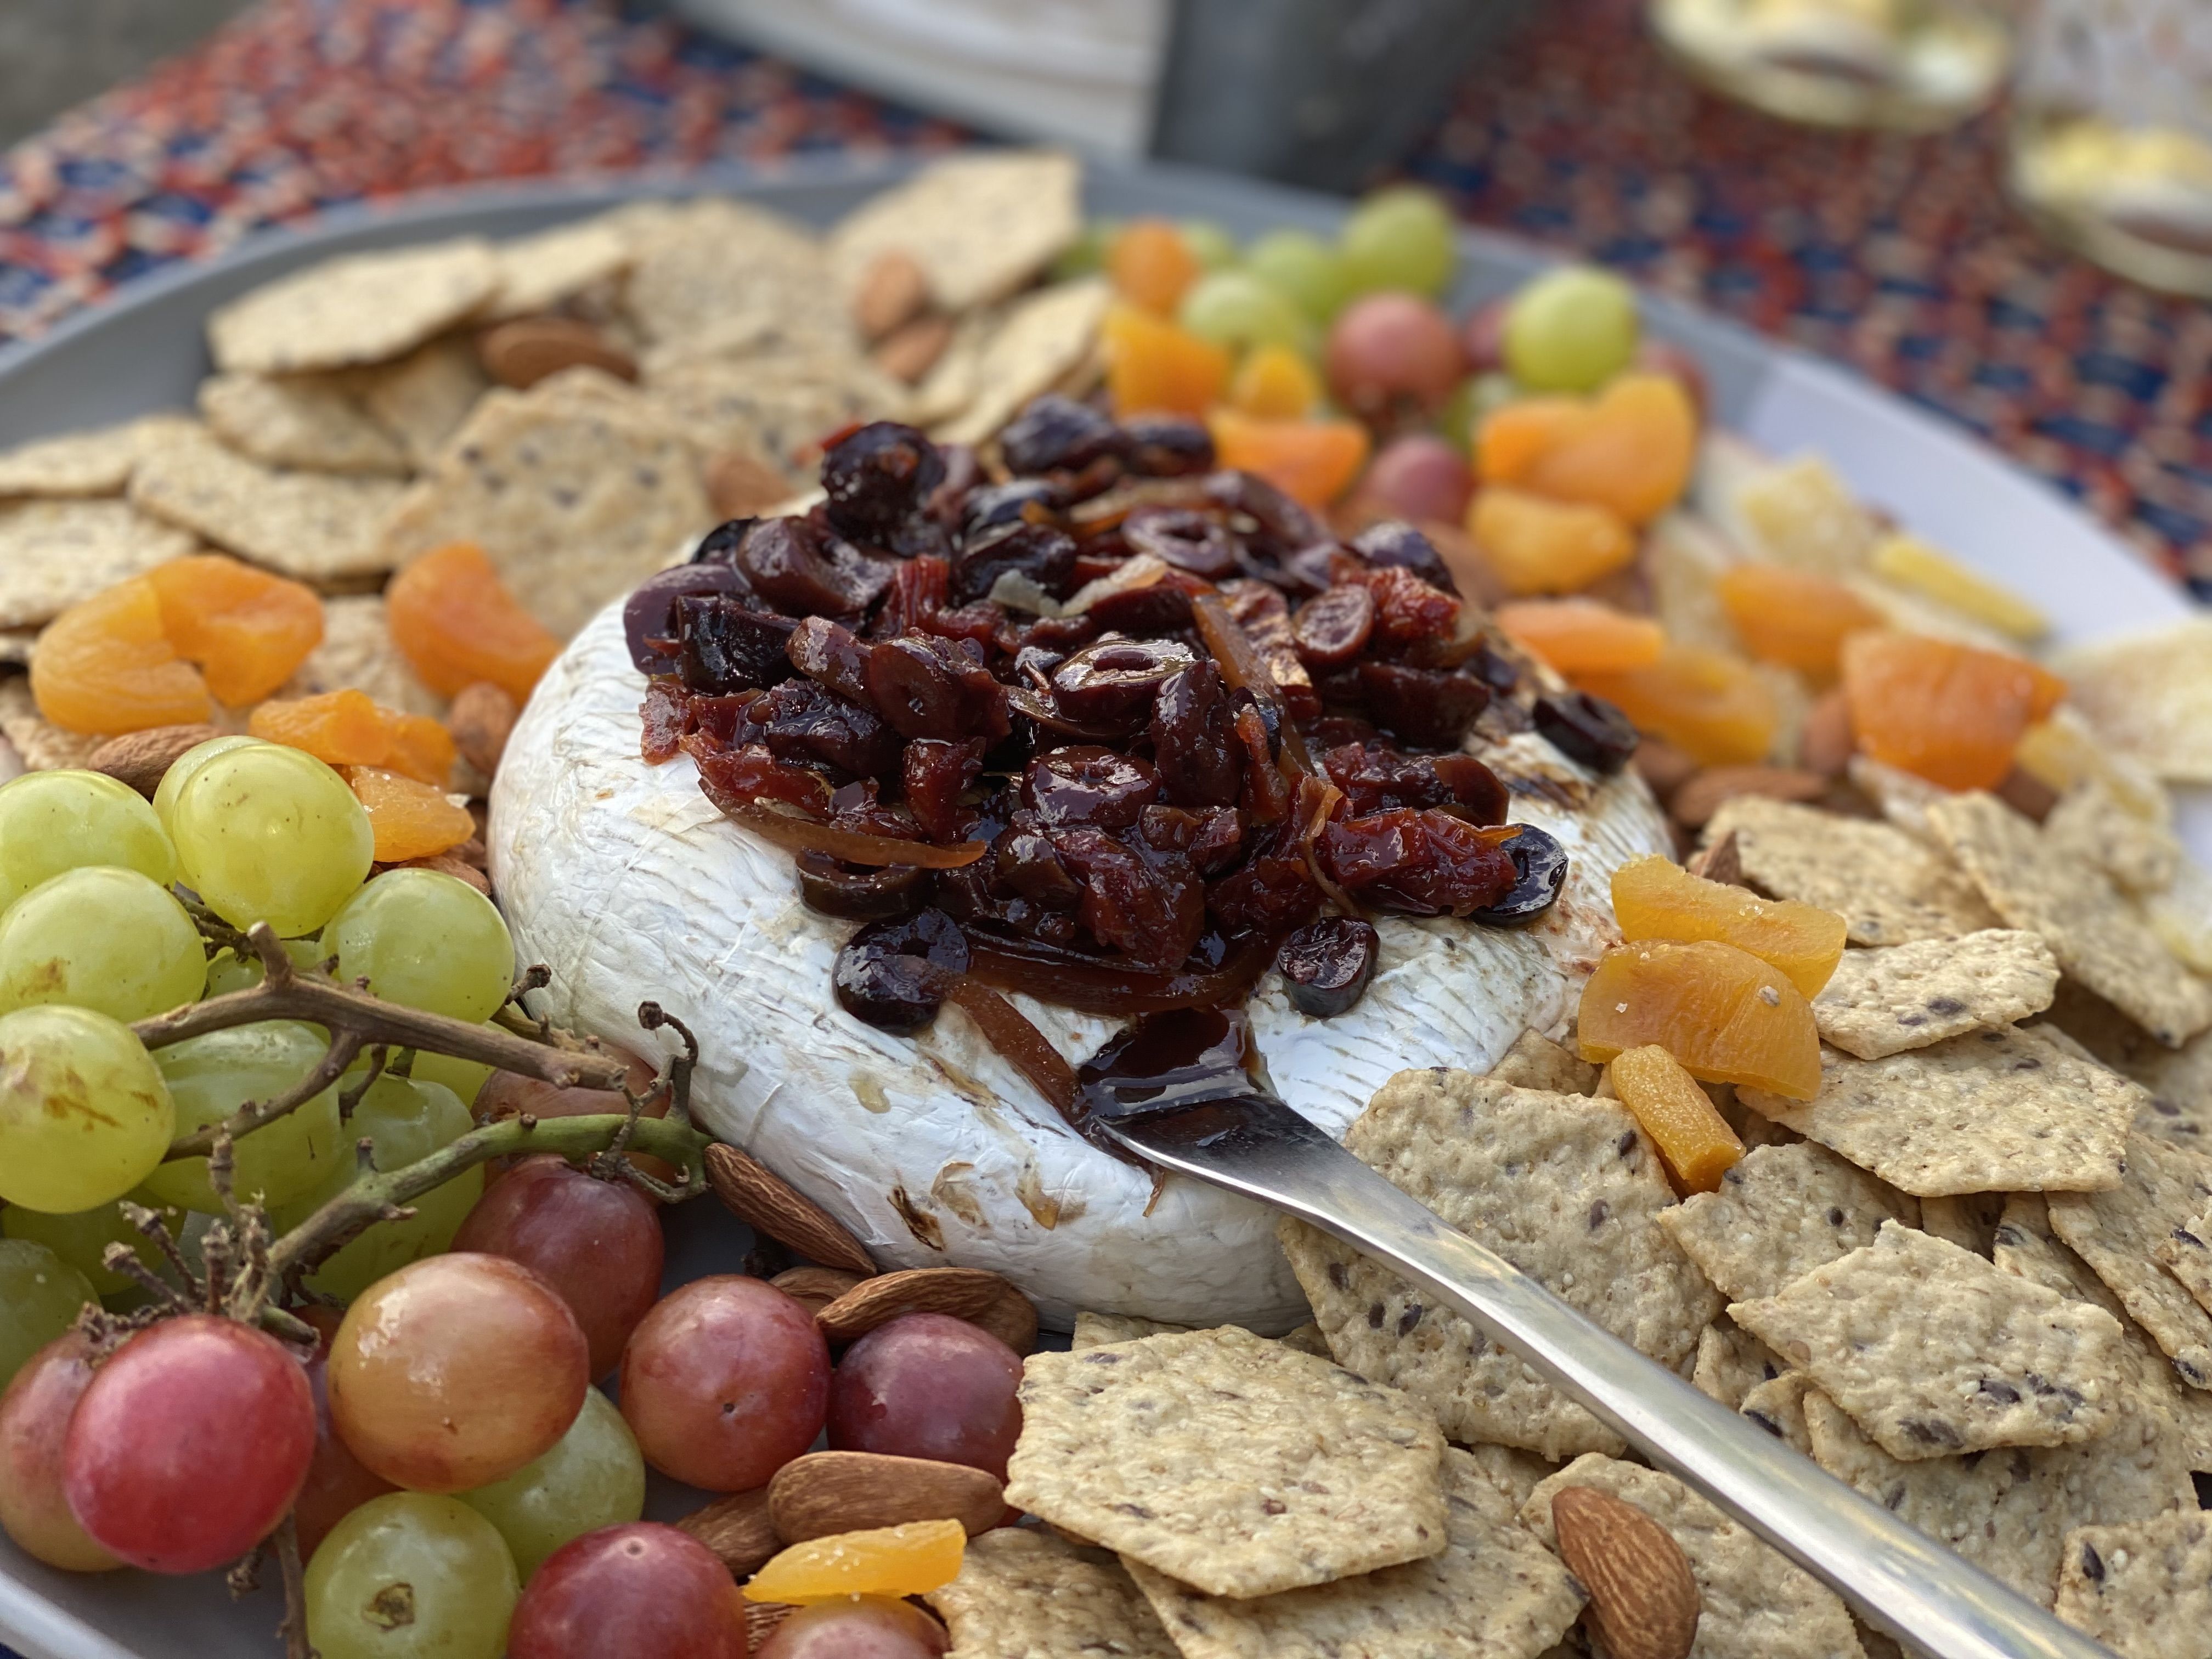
[320,869,516,1025]
[139,1020,345,1214]
[0,1239,97,1386]
[305,1492,517,1659]
[0,770,177,913]
[0,1006,174,1214]
[275,1074,480,1303]
[170,743,374,938]
[1340,185,1458,297]
[1177,270,1314,357]
[205,938,329,997]
[458,1387,644,1579]
[1177,218,1239,272]
[1502,265,1640,394]
[1051,217,1120,280]
[1245,228,1352,323]
[0,866,206,1024]
[151,735,261,837]
[2,1192,165,1298]
[408,1042,496,1109]
[1437,372,1526,454]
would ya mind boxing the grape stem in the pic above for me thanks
[163,1026,366,1162]
[273,1515,310,1659]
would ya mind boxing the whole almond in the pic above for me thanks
[704,1142,877,1277]
[1996,764,2058,824]
[1551,1485,1701,1659]
[1670,765,1826,830]
[852,249,929,342]
[447,681,517,778]
[1630,737,1701,806]
[746,1605,795,1650]
[674,1487,779,1578]
[1686,829,1742,888]
[872,313,955,385]
[478,316,638,390]
[815,1266,1038,1356]
[87,723,223,799]
[1801,687,1855,778]
[768,1451,1004,1543]
[392,852,490,896]
[704,448,793,519]
[770,1266,866,1316]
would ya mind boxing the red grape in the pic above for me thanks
[1362,434,1474,524]
[827,1313,1022,1481]
[330,1253,589,1494]
[479,1051,673,1184]
[295,1329,397,1559]
[1460,296,1509,374]
[63,1313,315,1573]
[757,1597,950,1659]
[507,1522,746,1658]
[1327,292,1464,419]
[0,1333,119,1572]
[453,1156,665,1378]
[618,1276,828,1492]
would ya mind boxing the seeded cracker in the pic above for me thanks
[1458,1441,1562,1510]
[276,594,439,716]
[198,373,411,476]
[354,337,489,469]
[2052,617,2212,785]
[2155,1203,2212,1318]
[1488,1027,1599,1094]
[1739,1372,1818,1455]
[1705,797,1996,946]
[0,679,101,771]
[936,280,1112,448]
[1691,1318,1790,1410]
[480,215,635,321]
[1812,929,2059,1060]
[923,1526,1178,1659]
[2048,1133,2212,1390]
[1925,791,2212,1048]
[0,414,199,498]
[830,150,1081,315]
[127,426,403,585]
[1730,1221,2126,1459]
[1279,1070,1720,1460]
[0,499,198,628]
[377,387,712,640]
[1657,1139,1917,1303]
[1738,1026,2138,1197]
[644,352,906,478]
[1521,1454,1865,1659]
[2052,1510,2212,1659]
[2130,1030,2212,1154]
[1122,1448,1583,1659]
[2042,781,2182,897]
[206,240,499,375]
[1070,1313,1331,1359]
[1004,1326,1448,1600]
[1801,1386,2194,1606]
[622,198,842,349]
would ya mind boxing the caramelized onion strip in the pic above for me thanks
[941,979,1079,1115]
[707,794,985,870]
[1190,593,1314,776]
[963,935,1273,1015]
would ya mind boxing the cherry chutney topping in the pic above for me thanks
[634,409,1606,1035]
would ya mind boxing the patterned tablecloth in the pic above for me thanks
[2,0,2210,605]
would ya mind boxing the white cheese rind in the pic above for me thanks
[492,603,1671,1327]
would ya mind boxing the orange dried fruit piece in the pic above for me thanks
[1494,597,1665,675]
[1611,853,1845,997]
[743,1519,965,1605]
[250,689,394,767]
[1469,487,1635,596]
[1716,563,1883,679]
[1578,938,1823,1101]
[1475,396,1581,483]
[145,554,323,707]
[1108,219,1203,315]
[1575,644,1778,766]
[386,542,561,703]
[385,713,458,788]
[1606,1043,1745,1194]
[1481,375,1697,526]
[1103,303,1232,417]
[1207,411,1371,507]
[31,577,214,735]
[1228,343,1323,420]
[1841,630,2067,792]
[343,766,475,862]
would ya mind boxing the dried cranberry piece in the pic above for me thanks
[1123,506,1240,579]
[1291,585,1376,669]
[1319,743,1507,824]
[1001,395,1125,476]
[1206,828,1322,937]
[1120,415,1215,477]
[1355,662,1491,749]
[625,562,751,675]
[950,521,1079,606]
[918,602,1005,652]
[822,421,948,556]
[866,635,1009,743]
[1219,579,1322,721]
[1361,566,1462,648]
[1318,809,1517,917]
[738,517,894,616]
[786,616,876,706]
[674,597,797,694]
[1188,806,1245,875]
[902,737,986,843]
[1351,520,1457,594]
[757,679,901,779]
[1022,746,1162,829]
[795,852,932,921]
[1464,641,1522,695]
[1534,691,1639,774]
[1084,580,1194,635]
[993,820,1083,908]
[1277,918,1381,1018]
[691,740,834,817]
[1049,827,1205,970]
[640,678,686,763]
[1148,662,1240,808]
[1051,637,1199,723]
[873,555,951,639]
[833,909,970,1032]
[1206,470,1327,554]
[1469,825,1568,926]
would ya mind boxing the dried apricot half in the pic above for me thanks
[1716,563,1883,679]
[1607,1044,1745,1194]
[1109,220,1203,316]
[250,689,393,768]
[1468,487,1635,596]
[1840,631,2066,792]
[743,1519,965,1605]
[343,766,475,863]
[386,543,561,703]
[1480,375,1697,526]
[1611,853,1846,997]
[1494,597,1665,675]
[1577,938,1823,1100]
[31,577,213,735]
[1208,411,1370,507]
[1104,303,1231,418]
[145,554,323,707]
[1573,645,1778,767]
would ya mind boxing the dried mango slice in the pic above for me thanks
[1494,597,1665,675]
[1611,853,1846,998]
[1513,374,1697,526]
[1870,534,2047,643]
[1716,563,1884,679]
[30,577,213,735]
[385,542,561,703]
[1607,1044,1745,1194]
[1841,631,2066,792]
[1103,303,1230,419]
[343,766,474,862]
[145,553,323,707]
[1575,645,1778,767]
[1208,411,1369,507]
[1578,939,1823,1101]
[1469,488,1635,596]
[743,1519,965,1605]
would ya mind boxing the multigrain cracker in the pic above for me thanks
[198,373,411,476]
[644,352,905,476]
[1656,1140,1917,1302]
[923,1526,1178,1659]
[2048,1133,2212,1390]
[936,280,1110,447]
[2130,1031,2212,1154]
[0,499,197,627]
[355,336,489,467]
[1489,1028,1599,1094]
[0,414,199,498]
[0,679,101,771]
[481,215,635,321]
[830,150,1081,315]
[2051,1510,2212,1659]
[1458,1442,1562,1510]
[1729,1221,2126,1459]
[206,240,499,374]
[622,198,840,348]
[1520,1454,1865,1659]
[1916,1192,2007,1256]
[1739,1371,1817,1456]
[1005,1327,1449,1600]
[1812,930,2059,1060]
[2053,617,2212,785]
[277,594,439,716]
[1122,1448,1583,1659]
[1691,1318,1789,1410]
[1069,1314,1330,1359]
[1802,1386,2194,1606]
[1705,797,1996,946]
[377,388,712,639]
[1739,1027,2138,1198]
[127,425,402,585]
[2155,1204,2212,1317]
[1279,1071,1720,1460]
[1926,791,2212,1048]
[2042,782,2182,897]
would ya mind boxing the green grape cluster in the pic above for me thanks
[0,1238,97,1386]
[142,1020,346,1213]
